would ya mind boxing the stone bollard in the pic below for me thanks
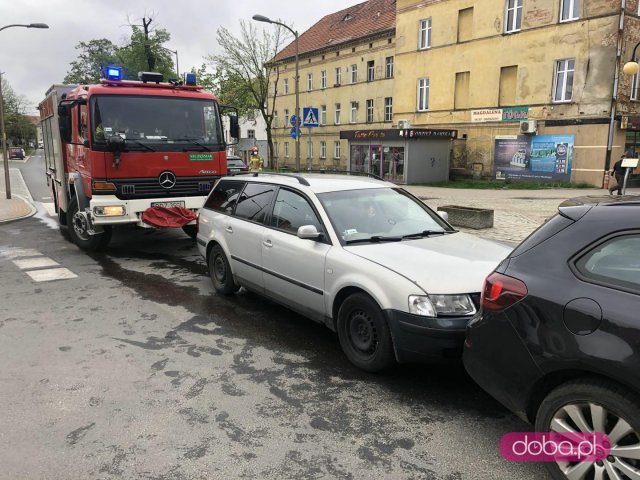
[437,205,494,229]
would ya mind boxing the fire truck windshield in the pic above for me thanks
[91,95,223,152]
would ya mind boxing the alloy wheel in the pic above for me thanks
[550,402,640,480]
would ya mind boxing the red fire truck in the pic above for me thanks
[39,68,238,251]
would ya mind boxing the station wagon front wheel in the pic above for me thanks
[208,245,239,295]
[337,293,395,372]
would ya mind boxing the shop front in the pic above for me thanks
[340,128,457,184]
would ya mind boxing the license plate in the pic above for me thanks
[151,201,185,208]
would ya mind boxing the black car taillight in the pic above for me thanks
[481,272,528,312]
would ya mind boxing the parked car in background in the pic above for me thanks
[197,173,510,372]
[8,147,25,159]
[464,195,640,480]
[227,156,248,174]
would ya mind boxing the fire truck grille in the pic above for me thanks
[106,177,217,200]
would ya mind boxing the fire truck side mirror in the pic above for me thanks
[229,115,239,140]
[57,103,72,143]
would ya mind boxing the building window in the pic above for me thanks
[320,141,326,159]
[320,105,327,125]
[385,56,394,78]
[284,79,289,94]
[454,71,470,109]
[307,73,313,91]
[335,103,341,124]
[350,101,358,123]
[274,142,279,157]
[367,60,375,81]
[285,142,289,158]
[417,78,430,111]
[335,67,342,86]
[273,110,279,127]
[284,109,290,127]
[334,141,341,159]
[307,140,313,159]
[419,18,432,49]
[384,97,393,122]
[553,58,575,103]
[560,0,580,22]
[247,129,255,139]
[321,70,327,89]
[350,64,358,84]
[499,66,518,106]
[272,80,277,95]
[458,8,474,42]
[366,99,374,123]
[505,0,523,33]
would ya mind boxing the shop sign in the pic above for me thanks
[621,115,640,131]
[340,129,457,140]
[471,109,503,123]
[502,107,529,122]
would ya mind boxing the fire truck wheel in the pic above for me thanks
[182,225,197,239]
[66,196,112,251]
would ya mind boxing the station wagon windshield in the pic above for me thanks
[91,95,223,151]
[318,188,451,244]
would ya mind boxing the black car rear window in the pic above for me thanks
[510,213,574,257]
[204,180,245,214]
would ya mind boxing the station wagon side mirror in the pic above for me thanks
[297,225,323,240]
[437,211,449,222]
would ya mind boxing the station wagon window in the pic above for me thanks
[271,188,322,234]
[204,180,245,214]
[234,183,276,224]
[575,234,640,292]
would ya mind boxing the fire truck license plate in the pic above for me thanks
[151,201,185,208]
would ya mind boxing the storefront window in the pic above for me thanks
[350,144,405,182]
[383,146,405,182]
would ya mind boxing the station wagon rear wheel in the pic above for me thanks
[208,244,239,295]
[337,293,395,372]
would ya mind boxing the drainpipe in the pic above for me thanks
[605,1,626,187]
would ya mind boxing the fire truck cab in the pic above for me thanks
[39,69,238,251]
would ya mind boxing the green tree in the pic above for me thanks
[206,20,291,168]
[63,38,121,84]
[1,76,36,147]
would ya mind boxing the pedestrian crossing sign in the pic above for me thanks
[303,108,319,127]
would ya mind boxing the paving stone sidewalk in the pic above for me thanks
[0,167,36,223]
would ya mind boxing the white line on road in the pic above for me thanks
[13,257,60,270]
[25,268,78,282]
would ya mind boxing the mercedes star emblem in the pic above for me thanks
[159,171,177,189]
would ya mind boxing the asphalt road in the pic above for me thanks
[0,157,547,479]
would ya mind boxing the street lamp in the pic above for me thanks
[0,22,49,199]
[252,14,300,171]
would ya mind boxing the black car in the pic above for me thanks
[227,156,248,174]
[464,196,640,480]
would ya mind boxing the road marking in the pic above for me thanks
[25,268,78,282]
[41,196,52,200]
[0,247,42,259]
[13,257,60,270]
[42,202,56,216]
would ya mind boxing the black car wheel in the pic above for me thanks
[66,196,111,251]
[337,293,395,372]
[536,380,640,480]
[208,244,239,295]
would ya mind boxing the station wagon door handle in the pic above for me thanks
[263,239,273,248]
[225,226,233,233]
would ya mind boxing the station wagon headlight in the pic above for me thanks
[408,294,477,317]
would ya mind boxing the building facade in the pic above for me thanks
[270,0,640,185]
[269,0,397,173]
[394,0,640,186]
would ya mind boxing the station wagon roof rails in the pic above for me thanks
[250,172,310,186]
[303,169,384,181]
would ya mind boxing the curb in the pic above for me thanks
[0,194,37,223]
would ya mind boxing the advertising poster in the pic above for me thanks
[494,134,574,181]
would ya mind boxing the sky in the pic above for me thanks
[2,0,365,114]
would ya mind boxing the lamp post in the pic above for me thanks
[621,42,640,195]
[252,14,300,171]
[0,22,49,199]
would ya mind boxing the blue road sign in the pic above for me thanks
[290,127,302,139]
[290,115,301,127]
[303,108,319,127]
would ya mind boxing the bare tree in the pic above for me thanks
[206,20,290,169]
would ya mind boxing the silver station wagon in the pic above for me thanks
[196,173,510,372]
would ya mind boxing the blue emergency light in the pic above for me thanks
[104,66,123,81]
[184,72,197,86]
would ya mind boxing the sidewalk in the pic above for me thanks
[0,167,37,223]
